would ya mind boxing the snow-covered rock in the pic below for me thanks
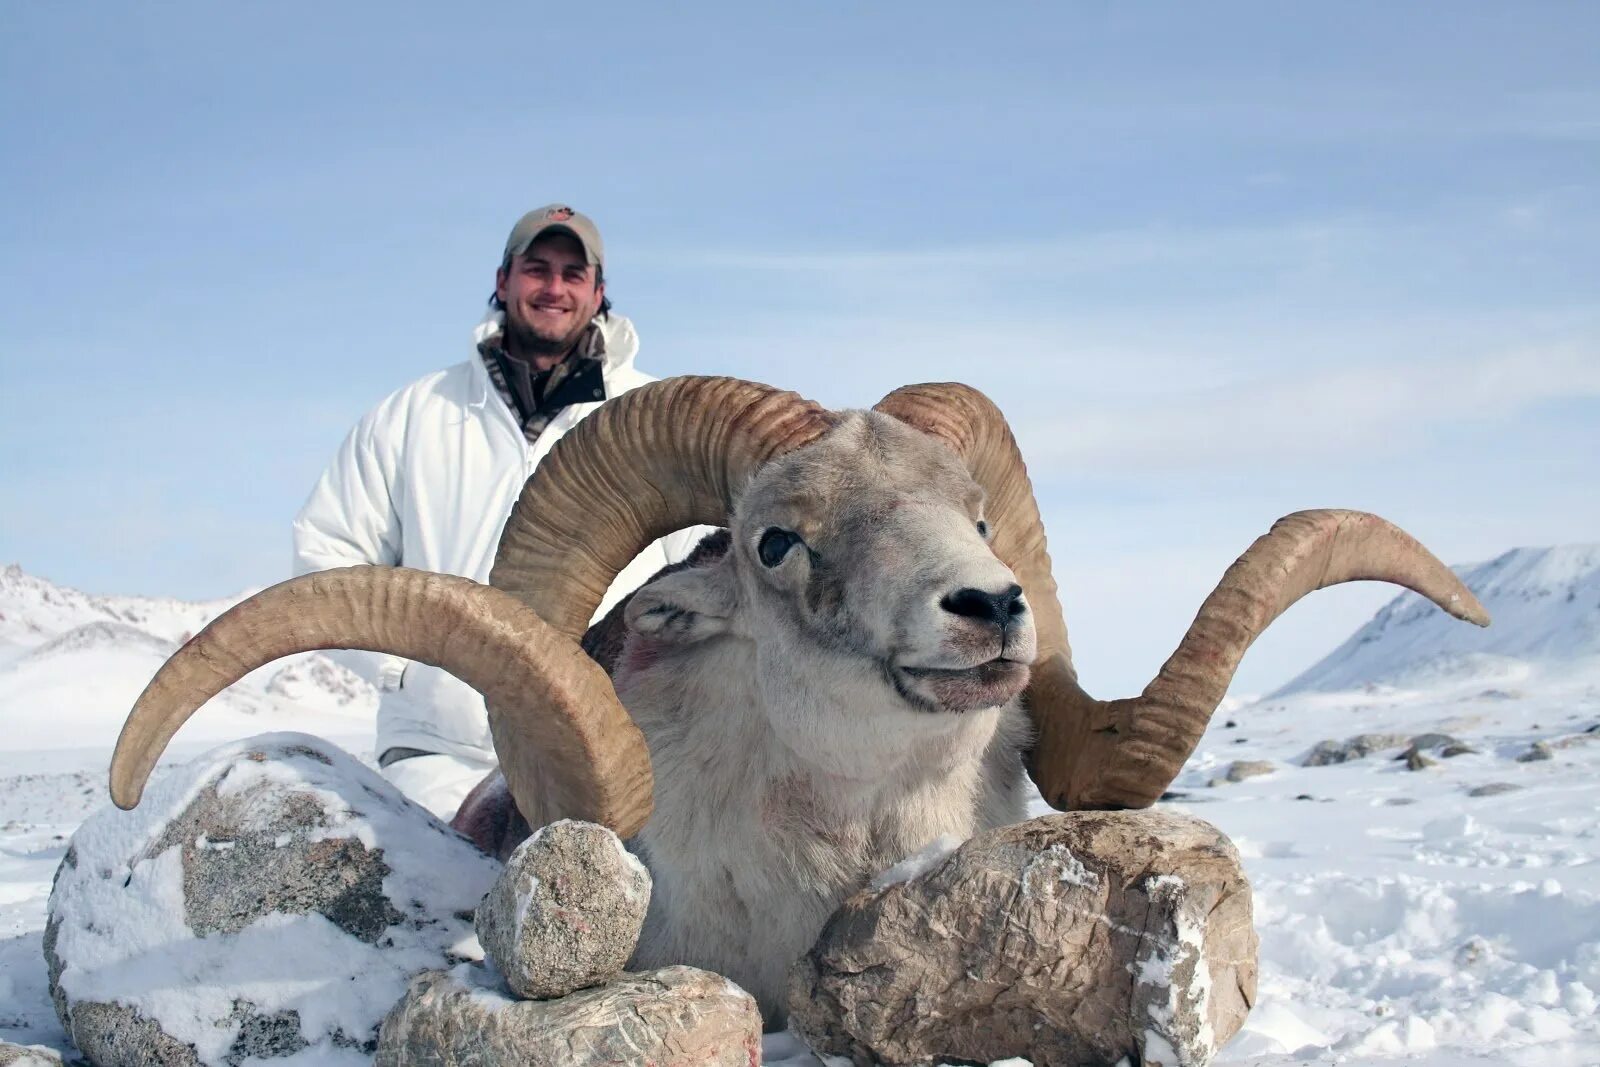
[44,734,499,1067]
[790,811,1257,1067]
[475,820,652,1001]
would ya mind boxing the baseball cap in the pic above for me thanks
[502,204,604,269]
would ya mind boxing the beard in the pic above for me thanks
[502,302,593,358]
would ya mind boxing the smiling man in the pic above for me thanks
[292,204,707,820]
[487,206,616,437]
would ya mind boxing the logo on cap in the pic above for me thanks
[546,206,575,221]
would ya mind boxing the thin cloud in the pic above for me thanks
[631,218,1371,276]
[1021,343,1600,474]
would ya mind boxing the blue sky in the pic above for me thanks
[3,3,1596,695]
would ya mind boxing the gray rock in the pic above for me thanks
[1439,743,1479,758]
[475,820,651,1000]
[375,964,761,1066]
[789,810,1257,1067]
[1404,749,1437,771]
[1516,741,1555,763]
[1407,733,1459,752]
[1303,733,1411,767]
[0,1042,66,1066]
[57,1001,199,1066]
[1218,760,1276,784]
[1468,782,1524,797]
[146,762,404,942]
[46,734,500,1067]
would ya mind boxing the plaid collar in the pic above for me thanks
[478,323,608,442]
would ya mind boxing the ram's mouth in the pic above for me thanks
[895,657,1031,713]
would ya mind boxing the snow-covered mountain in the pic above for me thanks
[1272,544,1600,696]
[0,562,238,656]
[0,564,377,752]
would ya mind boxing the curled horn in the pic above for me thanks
[875,385,1490,810]
[110,377,834,840]
[1055,509,1489,809]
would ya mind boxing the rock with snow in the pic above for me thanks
[1406,732,1460,752]
[789,810,1257,1067]
[1215,759,1276,785]
[1302,732,1411,766]
[475,820,651,1001]
[375,963,762,1066]
[1516,740,1555,762]
[1466,782,1524,797]
[1404,749,1437,771]
[0,1043,64,1066]
[44,733,500,1067]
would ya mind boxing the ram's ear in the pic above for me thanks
[624,564,736,645]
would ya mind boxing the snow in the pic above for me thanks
[869,832,963,890]
[4,554,1600,1066]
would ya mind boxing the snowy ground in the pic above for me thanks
[3,559,1598,1065]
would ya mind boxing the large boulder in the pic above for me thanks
[45,733,501,1066]
[789,810,1258,1067]
[475,820,651,1000]
[375,964,762,1066]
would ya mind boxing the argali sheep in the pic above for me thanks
[109,377,1489,1023]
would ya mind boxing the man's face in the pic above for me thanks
[495,232,605,357]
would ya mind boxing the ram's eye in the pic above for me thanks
[758,528,803,568]
[976,520,990,538]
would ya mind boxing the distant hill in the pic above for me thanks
[0,563,237,654]
[0,564,376,752]
[1273,544,1600,696]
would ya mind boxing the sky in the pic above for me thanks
[2,2,1597,696]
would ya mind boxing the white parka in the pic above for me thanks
[292,311,709,765]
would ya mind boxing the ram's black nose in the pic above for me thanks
[940,584,1026,626]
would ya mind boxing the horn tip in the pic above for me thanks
[1448,590,1492,628]
[109,763,145,810]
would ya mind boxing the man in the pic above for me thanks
[293,205,706,819]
